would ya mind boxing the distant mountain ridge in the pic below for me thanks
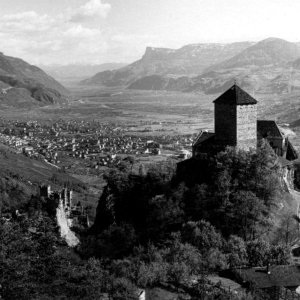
[0,52,68,106]
[209,38,300,70]
[80,38,300,95]
[80,42,254,86]
[42,63,127,81]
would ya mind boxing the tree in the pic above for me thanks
[181,220,224,254]
[183,183,209,221]
[92,224,137,258]
[226,235,248,268]
[273,212,299,247]
[228,191,269,240]
[109,277,137,300]
[246,239,270,267]
[145,193,184,241]
[0,217,59,299]
[268,244,291,265]
[166,239,203,283]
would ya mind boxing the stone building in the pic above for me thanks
[190,84,298,189]
[225,265,300,300]
[214,84,257,150]
[193,84,297,161]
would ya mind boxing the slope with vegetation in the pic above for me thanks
[0,146,86,214]
[77,141,295,297]
[0,51,68,106]
[2,141,299,299]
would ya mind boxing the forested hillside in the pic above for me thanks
[1,141,299,299]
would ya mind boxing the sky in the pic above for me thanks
[0,0,300,66]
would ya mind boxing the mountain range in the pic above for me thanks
[42,63,127,82]
[0,52,68,107]
[81,42,254,86]
[81,38,300,95]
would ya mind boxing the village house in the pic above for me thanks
[222,265,300,300]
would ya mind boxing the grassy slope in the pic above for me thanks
[0,144,85,204]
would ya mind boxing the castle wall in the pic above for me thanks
[236,104,257,150]
[215,104,237,146]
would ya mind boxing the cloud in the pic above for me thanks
[0,1,111,65]
[1,11,55,34]
[70,0,111,22]
[0,1,150,65]
[63,24,102,38]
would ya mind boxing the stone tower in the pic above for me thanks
[214,84,257,151]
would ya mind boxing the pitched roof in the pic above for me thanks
[257,120,283,139]
[192,131,215,147]
[213,84,258,105]
[234,265,300,288]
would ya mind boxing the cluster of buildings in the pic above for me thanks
[39,185,89,228]
[0,119,195,169]
[0,132,28,151]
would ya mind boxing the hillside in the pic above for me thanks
[128,74,194,91]
[0,52,68,106]
[80,42,254,86]
[210,38,300,70]
[0,145,84,211]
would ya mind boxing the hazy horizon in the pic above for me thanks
[1,0,300,66]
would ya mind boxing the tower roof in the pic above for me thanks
[213,84,258,105]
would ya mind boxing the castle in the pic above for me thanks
[40,184,73,209]
[189,84,298,189]
[39,185,89,228]
[192,84,297,158]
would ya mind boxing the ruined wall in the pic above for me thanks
[215,104,237,146]
[236,104,257,150]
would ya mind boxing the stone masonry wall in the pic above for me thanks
[236,104,257,150]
